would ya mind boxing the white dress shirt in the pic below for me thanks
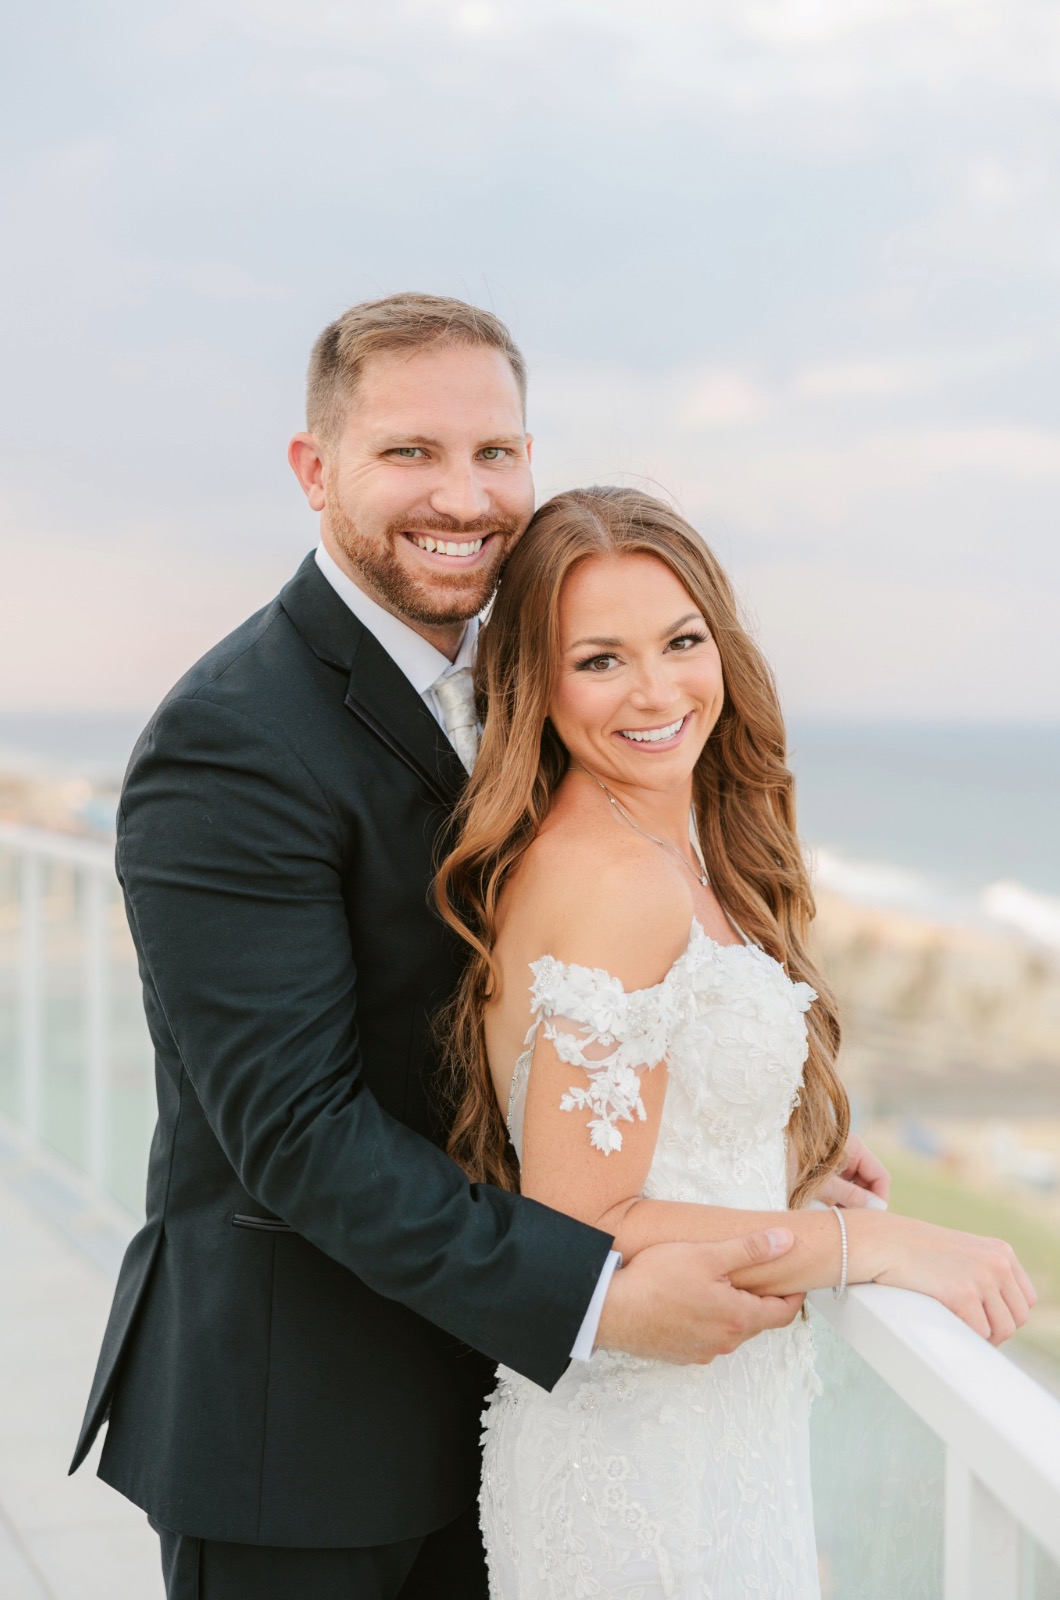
[315,543,619,1360]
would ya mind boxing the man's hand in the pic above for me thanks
[594,1230,804,1365]
[818,1132,891,1210]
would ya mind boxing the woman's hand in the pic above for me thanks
[873,1216,1037,1345]
[818,1132,890,1210]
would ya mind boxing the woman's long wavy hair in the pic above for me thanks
[435,487,848,1208]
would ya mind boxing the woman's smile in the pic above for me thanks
[613,712,691,750]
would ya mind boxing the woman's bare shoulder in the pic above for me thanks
[502,799,694,991]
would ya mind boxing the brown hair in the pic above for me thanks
[435,486,849,1208]
[306,292,528,444]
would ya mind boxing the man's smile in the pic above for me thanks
[401,530,499,567]
[406,531,488,557]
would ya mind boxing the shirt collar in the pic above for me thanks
[315,542,477,694]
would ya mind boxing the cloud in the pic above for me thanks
[792,339,1040,401]
[794,358,936,399]
[453,1,503,34]
[188,0,1060,140]
[0,136,293,344]
[887,425,1060,480]
[677,371,773,429]
[533,357,771,431]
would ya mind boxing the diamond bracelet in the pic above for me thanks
[828,1205,849,1300]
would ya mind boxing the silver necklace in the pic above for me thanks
[576,766,709,888]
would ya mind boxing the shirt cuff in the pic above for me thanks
[570,1249,622,1361]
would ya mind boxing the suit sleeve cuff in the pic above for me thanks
[569,1249,622,1361]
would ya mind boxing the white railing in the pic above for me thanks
[1,822,1059,1595]
[810,1285,1060,1597]
[0,821,152,1215]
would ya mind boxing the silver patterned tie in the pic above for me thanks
[432,666,479,775]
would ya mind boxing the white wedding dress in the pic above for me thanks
[479,919,822,1599]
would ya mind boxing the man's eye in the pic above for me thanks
[390,447,425,459]
[480,447,508,461]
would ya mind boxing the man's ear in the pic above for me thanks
[288,433,327,512]
[525,432,534,465]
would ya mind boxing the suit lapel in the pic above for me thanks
[280,552,467,809]
[345,625,467,808]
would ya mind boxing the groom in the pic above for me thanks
[71,293,881,1599]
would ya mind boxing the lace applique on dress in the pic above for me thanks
[526,954,683,1155]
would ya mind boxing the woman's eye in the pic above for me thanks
[668,631,708,652]
[576,653,618,672]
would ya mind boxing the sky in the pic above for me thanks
[2,0,1059,719]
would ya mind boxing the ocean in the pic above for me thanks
[788,722,1060,946]
[2,711,1059,945]
[0,711,148,784]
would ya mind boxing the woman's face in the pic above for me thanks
[548,552,725,793]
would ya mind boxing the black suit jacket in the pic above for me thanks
[70,553,612,1547]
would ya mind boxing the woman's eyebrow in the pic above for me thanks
[661,612,704,636]
[566,613,705,651]
[568,633,622,650]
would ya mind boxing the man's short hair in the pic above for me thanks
[306,292,528,445]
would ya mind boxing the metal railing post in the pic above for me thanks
[84,868,110,1192]
[19,850,44,1143]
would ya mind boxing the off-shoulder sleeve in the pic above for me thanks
[527,955,680,1156]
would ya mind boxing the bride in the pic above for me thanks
[435,486,1034,1598]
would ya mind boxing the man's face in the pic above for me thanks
[315,344,534,630]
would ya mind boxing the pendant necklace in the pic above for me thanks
[575,765,710,889]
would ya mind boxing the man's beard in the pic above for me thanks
[327,495,522,627]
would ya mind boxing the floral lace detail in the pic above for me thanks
[528,953,682,1155]
[485,920,823,1598]
[482,1324,821,1598]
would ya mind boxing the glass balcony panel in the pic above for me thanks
[106,878,152,1214]
[811,1307,945,1599]
[0,843,152,1215]
[40,859,89,1169]
[1028,1536,1060,1599]
[0,848,17,1119]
